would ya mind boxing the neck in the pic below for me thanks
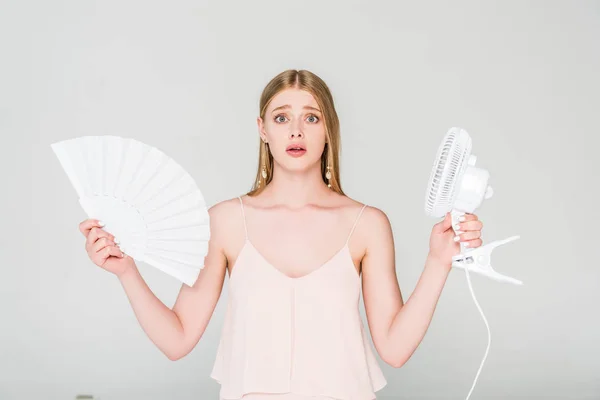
[260,160,333,208]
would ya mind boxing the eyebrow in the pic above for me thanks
[271,105,321,114]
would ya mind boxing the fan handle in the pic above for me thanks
[450,209,522,285]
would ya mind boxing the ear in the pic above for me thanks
[257,117,267,142]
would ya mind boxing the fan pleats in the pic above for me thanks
[51,135,210,286]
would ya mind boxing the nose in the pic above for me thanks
[289,118,304,139]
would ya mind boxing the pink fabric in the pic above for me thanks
[210,197,387,400]
[221,395,357,400]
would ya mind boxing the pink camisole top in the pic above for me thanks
[210,197,387,400]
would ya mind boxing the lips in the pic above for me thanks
[286,144,306,151]
[286,144,306,157]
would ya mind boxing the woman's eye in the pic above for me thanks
[274,114,319,123]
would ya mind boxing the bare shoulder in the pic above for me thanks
[208,196,241,220]
[207,196,243,243]
[361,204,392,230]
[340,195,390,229]
[207,196,246,264]
[343,199,393,253]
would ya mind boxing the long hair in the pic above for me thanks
[245,70,344,197]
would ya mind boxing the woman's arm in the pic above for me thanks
[360,207,452,368]
[362,208,483,368]
[118,199,232,361]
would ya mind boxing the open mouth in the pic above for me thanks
[286,148,306,155]
[286,144,306,156]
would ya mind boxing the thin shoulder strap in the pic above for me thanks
[345,204,368,245]
[238,196,248,240]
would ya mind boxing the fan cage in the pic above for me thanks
[425,128,472,217]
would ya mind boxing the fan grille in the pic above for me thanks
[424,127,472,217]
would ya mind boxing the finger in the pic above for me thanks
[98,245,125,263]
[91,237,116,253]
[455,230,481,242]
[464,238,483,248]
[461,213,479,221]
[86,226,115,248]
[79,219,104,237]
[455,220,483,232]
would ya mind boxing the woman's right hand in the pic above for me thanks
[79,219,136,278]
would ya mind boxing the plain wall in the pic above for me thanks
[0,0,598,399]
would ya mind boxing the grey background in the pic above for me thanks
[1,1,598,399]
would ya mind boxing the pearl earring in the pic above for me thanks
[259,140,267,187]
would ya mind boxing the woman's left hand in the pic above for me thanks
[428,212,483,269]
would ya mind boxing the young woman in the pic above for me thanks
[78,69,483,400]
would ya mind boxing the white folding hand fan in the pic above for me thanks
[424,127,522,400]
[51,135,210,287]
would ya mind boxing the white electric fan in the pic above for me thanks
[51,135,210,287]
[424,127,522,399]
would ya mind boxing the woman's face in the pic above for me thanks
[258,88,326,171]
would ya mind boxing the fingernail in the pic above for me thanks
[454,235,461,242]
[114,237,120,244]
[459,216,466,222]
[464,242,470,247]
[454,224,461,231]
[98,220,105,227]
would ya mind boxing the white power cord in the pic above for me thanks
[463,267,491,400]
[423,127,523,399]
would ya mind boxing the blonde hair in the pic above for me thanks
[246,69,345,196]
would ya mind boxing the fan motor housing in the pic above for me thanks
[452,162,491,213]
